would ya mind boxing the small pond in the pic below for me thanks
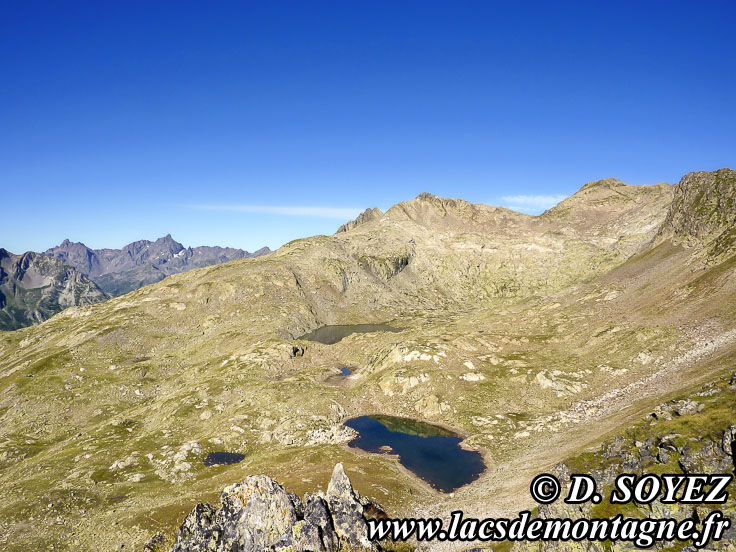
[325,367,354,385]
[299,324,400,345]
[203,452,245,466]
[344,415,485,493]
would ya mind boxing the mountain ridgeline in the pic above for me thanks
[0,236,270,331]
[44,234,271,296]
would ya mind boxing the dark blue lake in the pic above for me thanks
[203,452,245,466]
[344,415,485,493]
[300,324,400,345]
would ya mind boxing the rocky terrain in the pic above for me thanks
[0,169,734,551]
[337,208,384,233]
[161,377,736,552]
[510,373,736,552]
[166,463,381,552]
[45,234,271,295]
[0,249,109,331]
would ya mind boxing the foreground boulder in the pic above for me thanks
[170,463,381,551]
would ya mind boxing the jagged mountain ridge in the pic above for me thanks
[45,234,271,295]
[336,207,383,233]
[655,169,736,265]
[314,178,674,316]
[0,249,109,331]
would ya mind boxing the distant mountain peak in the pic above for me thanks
[43,235,270,296]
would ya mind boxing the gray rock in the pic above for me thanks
[170,464,379,552]
[656,448,671,464]
[176,503,217,542]
[217,475,300,551]
[326,463,376,550]
[299,495,339,551]
[673,399,705,416]
[722,425,736,457]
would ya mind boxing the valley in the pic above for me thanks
[0,169,734,551]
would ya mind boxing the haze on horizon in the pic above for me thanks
[2,1,735,253]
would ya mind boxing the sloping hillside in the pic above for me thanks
[0,170,734,551]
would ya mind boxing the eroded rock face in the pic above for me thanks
[336,208,383,233]
[170,463,380,552]
[326,463,374,549]
[0,248,109,330]
[660,168,736,242]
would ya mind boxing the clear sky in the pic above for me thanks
[2,1,735,253]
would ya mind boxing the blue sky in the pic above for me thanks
[2,1,735,253]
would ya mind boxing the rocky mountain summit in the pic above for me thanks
[0,249,108,331]
[45,235,270,295]
[167,463,380,552]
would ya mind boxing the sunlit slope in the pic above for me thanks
[1,170,735,551]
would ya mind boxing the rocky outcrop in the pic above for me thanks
[0,248,109,331]
[337,208,383,233]
[45,235,271,295]
[658,168,736,244]
[170,463,381,552]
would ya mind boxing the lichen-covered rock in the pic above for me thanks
[170,464,380,551]
[722,425,736,457]
[300,495,339,551]
[326,463,376,550]
[219,475,301,550]
[175,503,217,543]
